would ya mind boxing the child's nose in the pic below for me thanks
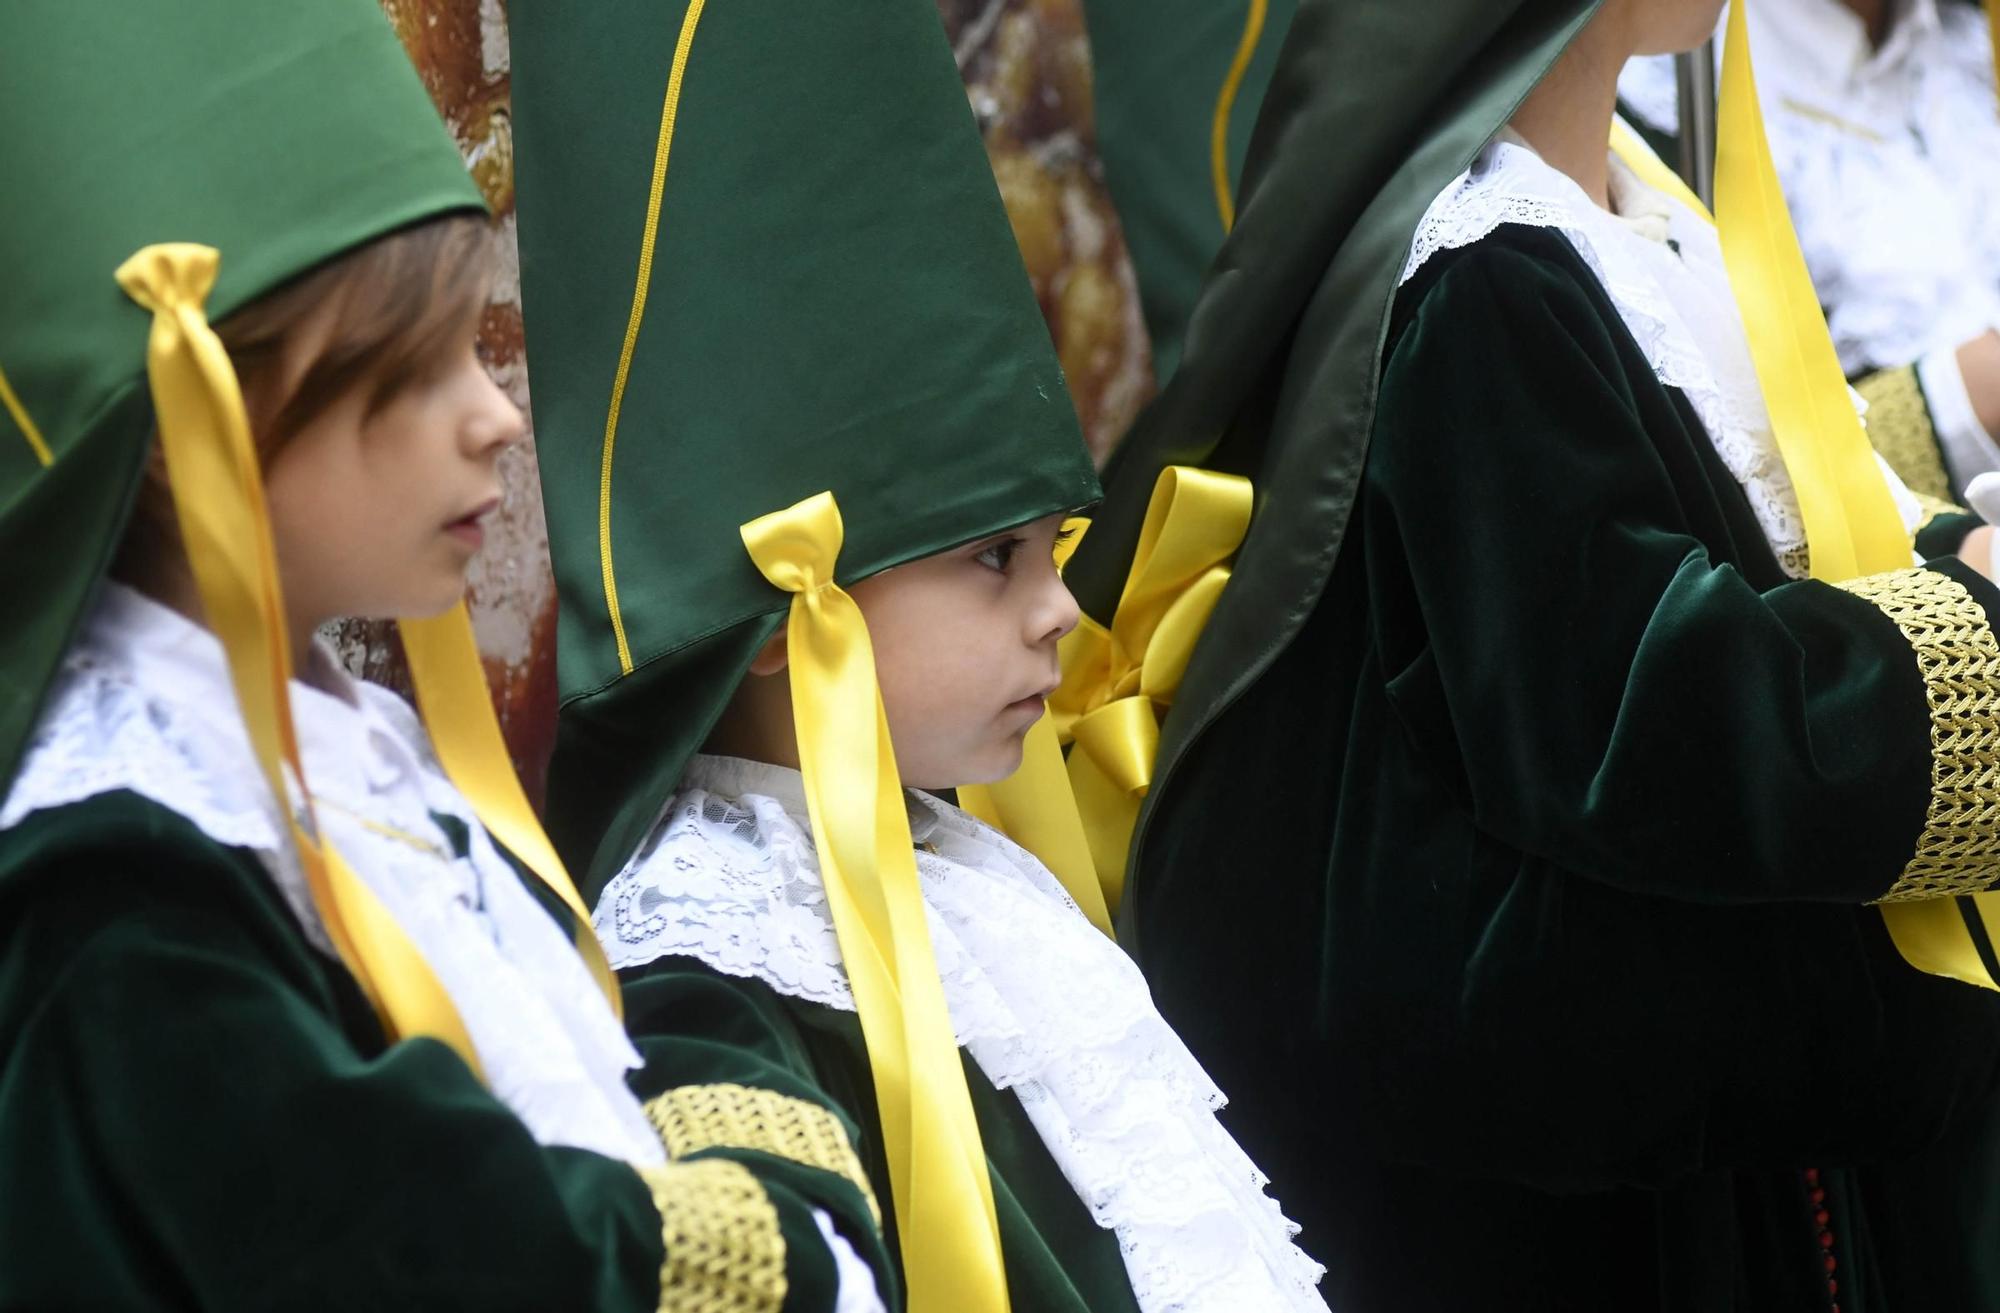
[468,367,525,455]
[1034,572,1081,646]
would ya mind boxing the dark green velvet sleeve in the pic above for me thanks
[616,956,1140,1313]
[619,963,899,1313]
[0,794,860,1313]
[1368,234,2000,907]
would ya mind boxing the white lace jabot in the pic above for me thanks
[1402,131,1923,578]
[0,584,663,1167]
[597,754,1331,1313]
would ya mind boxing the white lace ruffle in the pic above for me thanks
[0,646,334,947]
[1401,136,1816,577]
[598,755,1330,1313]
[1,585,663,1168]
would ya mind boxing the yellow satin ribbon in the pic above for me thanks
[741,491,1010,1313]
[1613,7,2000,992]
[1048,467,1252,913]
[956,716,1111,935]
[400,606,622,1017]
[117,243,485,1069]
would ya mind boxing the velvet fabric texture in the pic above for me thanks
[622,955,1144,1313]
[1119,225,2000,1310]
[0,793,889,1311]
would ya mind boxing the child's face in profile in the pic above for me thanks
[850,512,1080,790]
[262,313,522,630]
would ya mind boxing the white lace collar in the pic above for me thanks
[1,584,663,1166]
[597,754,1331,1313]
[1405,133,1835,577]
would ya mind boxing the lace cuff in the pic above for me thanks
[645,1083,880,1223]
[633,1158,789,1313]
[1837,569,2000,901]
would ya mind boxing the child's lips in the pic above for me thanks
[444,496,501,549]
[1003,688,1055,721]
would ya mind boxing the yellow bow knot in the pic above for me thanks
[744,490,845,597]
[740,491,1011,1313]
[1051,466,1253,910]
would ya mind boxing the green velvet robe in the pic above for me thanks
[1123,224,2000,1312]
[0,792,890,1312]
[621,955,1144,1313]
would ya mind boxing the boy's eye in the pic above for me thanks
[975,538,1023,572]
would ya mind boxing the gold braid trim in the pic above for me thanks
[646,1084,880,1224]
[1838,569,2000,901]
[634,1158,788,1313]
[1911,490,1969,537]
[1857,365,1953,503]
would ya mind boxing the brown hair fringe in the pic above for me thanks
[115,212,496,581]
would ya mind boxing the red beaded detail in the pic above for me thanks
[1805,1168,1841,1310]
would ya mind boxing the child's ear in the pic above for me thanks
[746,628,789,677]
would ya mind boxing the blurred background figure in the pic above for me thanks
[1623,0,2000,501]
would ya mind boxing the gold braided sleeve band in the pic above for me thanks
[1911,490,1969,538]
[1857,365,1953,505]
[646,1083,880,1224]
[633,1158,788,1313]
[1837,568,2000,901]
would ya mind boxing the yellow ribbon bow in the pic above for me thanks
[1048,466,1253,914]
[119,243,621,1079]
[741,492,1010,1313]
[1613,5,2000,992]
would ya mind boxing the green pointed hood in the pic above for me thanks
[0,0,485,791]
[1064,0,1600,943]
[510,0,1100,894]
[1082,0,1297,381]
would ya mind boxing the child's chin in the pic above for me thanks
[401,574,471,620]
[951,741,1028,790]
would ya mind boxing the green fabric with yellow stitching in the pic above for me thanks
[509,0,1098,899]
[1067,0,2000,1307]
[1081,0,1296,381]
